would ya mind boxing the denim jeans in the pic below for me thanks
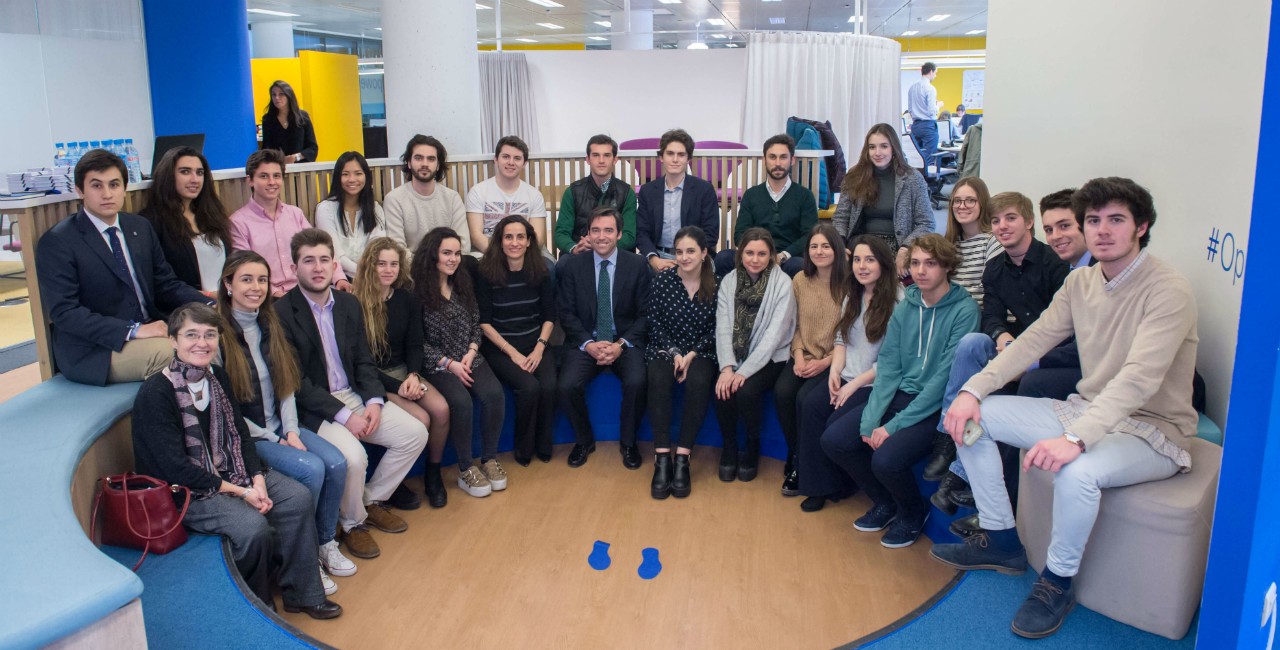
[254,429,347,545]
[911,119,939,173]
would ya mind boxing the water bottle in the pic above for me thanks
[124,139,142,183]
[54,142,66,167]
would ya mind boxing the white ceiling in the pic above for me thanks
[247,0,988,48]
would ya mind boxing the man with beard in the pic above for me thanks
[383,134,468,260]
[713,134,818,277]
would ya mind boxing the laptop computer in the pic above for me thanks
[148,134,206,179]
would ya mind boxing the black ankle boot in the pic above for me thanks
[930,471,966,515]
[671,454,691,498]
[651,453,673,499]
[718,441,738,482]
[424,462,447,508]
[923,433,957,482]
[737,438,759,482]
[781,454,799,497]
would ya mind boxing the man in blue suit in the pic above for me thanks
[36,149,209,385]
[557,206,652,470]
[635,129,720,272]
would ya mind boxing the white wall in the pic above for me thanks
[982,0,1271,423]
[0,0,153,175]
[523,49,748,152]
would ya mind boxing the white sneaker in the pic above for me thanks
[457,466,493,497]
[319,561,338,596]
[481,459,508,491]
[319,540,357,577]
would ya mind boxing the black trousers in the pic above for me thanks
[426,360,506,470]
[646,355,716,450]
[821,389,939,520]
[484,342,556,461]
[715,360,785,449]
[798,383,872,497]
[558,345,647,446]
[774,358,828,457]
[1017,366,1082,400]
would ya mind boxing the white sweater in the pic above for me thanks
[715,269,797,378]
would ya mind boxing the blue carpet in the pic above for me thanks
[861,570,1198,649]
[102,535,316,649]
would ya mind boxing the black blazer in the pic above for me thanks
[261,110,319,162]
[274,287,384,431]
[557,249,651,350]
[635,174,720,258]
[139,207,231,291]
[35,210,208,385]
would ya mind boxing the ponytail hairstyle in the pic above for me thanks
[673,225,716,303]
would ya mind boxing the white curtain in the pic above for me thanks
[479,52,540,152]
[742,32,901,154]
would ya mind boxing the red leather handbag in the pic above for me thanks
[91,473,191,571]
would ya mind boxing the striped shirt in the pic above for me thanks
[475,266,555,354]
[953,232,1002,309]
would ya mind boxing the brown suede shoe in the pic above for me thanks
[365,502,408,534]
[340,524,380,559]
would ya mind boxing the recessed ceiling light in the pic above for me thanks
[847,15,863,23]
[527,0,562,7]
[711,33,728,38]
[652,8,673,15]
[536,22,563,29]
[966,29,985,35]
[762,0,781,2]
[687,41,708,49]
[374,27,382,30]
[247,8,300,17]
[516,38,538,42]
[588,36,607,41]
[769,17,785,24]
[902,30,919,36]
[926,14,950,21]
[476,3,490,8]
[594,20,611,27]
[726,43,739,47]
[658,0,682,4]
[338,3,377,14]
[706,18,726,25]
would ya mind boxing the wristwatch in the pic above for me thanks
[1062,432,1085,452]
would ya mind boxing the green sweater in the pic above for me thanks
[555,182,637,254]
[733,182,819,257]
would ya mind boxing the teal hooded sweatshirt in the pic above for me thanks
[859,281,979,437]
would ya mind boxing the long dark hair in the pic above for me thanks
[835,235,898,344]
[215,250,301,402]
[479,215,547,288]
[263,80,304,127]
[411,227,474,312]
[324,151,379,236]
[140,146,232,253]
[801,223,850,304]
[673,225,716,303]
[841,123,913,206]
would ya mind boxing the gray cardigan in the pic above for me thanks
[715,269,796,378]
[831,168,934,249]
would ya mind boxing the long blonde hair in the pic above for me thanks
[354,237,412,360]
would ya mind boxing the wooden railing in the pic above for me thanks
[2,150,831,379]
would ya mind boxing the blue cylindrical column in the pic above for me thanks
[141,0,257,170]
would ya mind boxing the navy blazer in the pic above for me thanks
[635,174,720,258]
[35,210,208,385]
[557,249,651,350]
[274,287,384,432]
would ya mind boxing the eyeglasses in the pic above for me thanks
[180,331,220,342]
[950,197,979,208]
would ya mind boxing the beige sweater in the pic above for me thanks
[965,252,1199,454]
[790,273,843,361]
[382,182,468,259]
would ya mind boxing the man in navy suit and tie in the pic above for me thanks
[558,206,652,469]
[635,129,720,272]
[36,149,208,385]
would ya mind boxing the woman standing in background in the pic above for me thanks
[261,80,319,163]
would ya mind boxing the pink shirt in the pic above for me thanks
[229,197,348,294]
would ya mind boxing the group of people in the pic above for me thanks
[36,119,1198,640]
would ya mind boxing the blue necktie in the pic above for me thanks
[597,260,614,342]
[106,226,145,322]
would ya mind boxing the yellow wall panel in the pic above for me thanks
[893,36,986,52]
[933,67,984,114]
[250,58,302,127]
[299,50,363,160]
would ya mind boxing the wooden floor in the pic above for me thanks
[286,444,957,649]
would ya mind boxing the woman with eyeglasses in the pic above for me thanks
[832,123,935,278]
[942,176,1001,308]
